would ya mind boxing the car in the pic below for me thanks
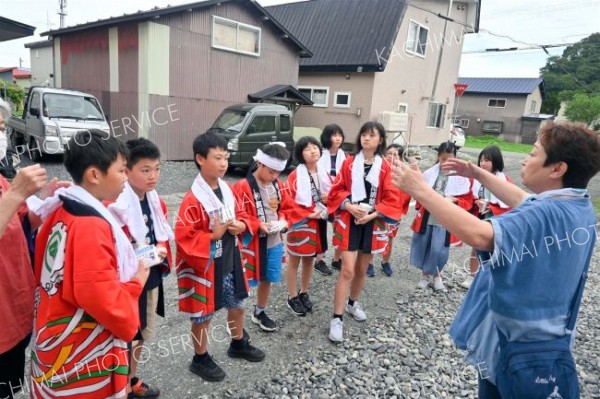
[449,124,466,149]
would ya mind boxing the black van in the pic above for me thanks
[207,103,294,171]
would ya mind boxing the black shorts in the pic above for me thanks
[347,219,375,254]
[0,334,31,399]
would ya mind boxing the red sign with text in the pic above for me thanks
[454,83,469,96]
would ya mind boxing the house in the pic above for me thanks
[0,15,35,42]
[268,0,481,145]
[456,77,552,144]
[25,39,54,86]
[0,67,32,89]
[42,0,312,160]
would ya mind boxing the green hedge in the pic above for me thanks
[465,135,533,154]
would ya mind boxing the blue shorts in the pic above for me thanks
[190,273,244,324]
[249,243,284,286]
[265,243,284,283]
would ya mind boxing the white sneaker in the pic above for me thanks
[417,277,430,289]
[345,301,367,321]
[460,275,474,290]
[433,276,445,291]
[329,318,344,343]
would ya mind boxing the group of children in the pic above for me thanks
[22,119,517,398]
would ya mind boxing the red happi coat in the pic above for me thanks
[327,156,409,254]
[105,197,173,275]
[175,185,254,317]
[388,192,412,239]
[411,177,474,246]
[284,168,328,257]
[232,177,294,282]
[31,199,143,399]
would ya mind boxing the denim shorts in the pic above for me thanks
[190,273,244,324]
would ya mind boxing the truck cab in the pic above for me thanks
[207,103,294,170]
[9,87,110,161]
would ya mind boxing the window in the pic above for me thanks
[488,98,507,108]
[426,102,446,128]
[30,92,40,113]
[247,116,275,135]
[406,21,429,56]
[334,92,351,108]
[453,118,469,128]
[298,86,329,107]
[397,103,408,114]
[280,115,291,132]
[482,121,503,133]
[212,16,261,56]
[530,100,537,113]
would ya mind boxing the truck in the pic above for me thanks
[207,103,295,171]
[8,87,111,161]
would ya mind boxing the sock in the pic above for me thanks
[231,337,245,350]
[333,314,343,321]
[255,306,265,316]
[193,352,209,363]
[348,299,355,307]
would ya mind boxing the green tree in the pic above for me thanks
[540,33,600,114]
[4,84,26,114]
[564,93,600,129]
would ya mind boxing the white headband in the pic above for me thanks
[254,149,287,172]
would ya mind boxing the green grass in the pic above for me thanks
[465,135,533,154]
[593,199,600,216]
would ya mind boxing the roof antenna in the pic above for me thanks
[58,0,67,28]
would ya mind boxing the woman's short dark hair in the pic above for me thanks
[478,145,504,173]
[386,143,405,156]
[320,124,345,149]
[354,122,387,155]
[294,136,322,164]
[539,121,600,188]
[64,129,129,184]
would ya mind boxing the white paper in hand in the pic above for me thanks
[135,245,162,268]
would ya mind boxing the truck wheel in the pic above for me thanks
[28,137,44,162]
[8,127,24,148]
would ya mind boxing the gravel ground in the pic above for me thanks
[11,148,600,398]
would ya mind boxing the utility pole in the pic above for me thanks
[58,0,67,28]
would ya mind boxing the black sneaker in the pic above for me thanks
[251,309,279,332]
[227,340,266,362]
[381,262,393,277]
[314,259,333,276]
[366,263,375,277]
[129,377,160,399]
[298,291,313,312]
[287,296,307,316]
[189,354,226,382]
[331,259,341,271]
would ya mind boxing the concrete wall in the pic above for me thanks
[295,72,375,142]
[371,0,472,146]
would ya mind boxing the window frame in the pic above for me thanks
[487,98,507,108]
[212,15,261,57]
[333,92,352,108]
[530,100,537,113]
[298,86,329,108]
[482,121,503,134]
[406,20,429,57]
[426,102,447,128]
[397,103,409,114]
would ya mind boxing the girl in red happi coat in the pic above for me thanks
[327,122,407,342]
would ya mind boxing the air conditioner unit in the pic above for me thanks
[378,111,408,132]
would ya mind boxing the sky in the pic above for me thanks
[1,0,599,78]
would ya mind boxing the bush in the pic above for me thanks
[3,84,26,114]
